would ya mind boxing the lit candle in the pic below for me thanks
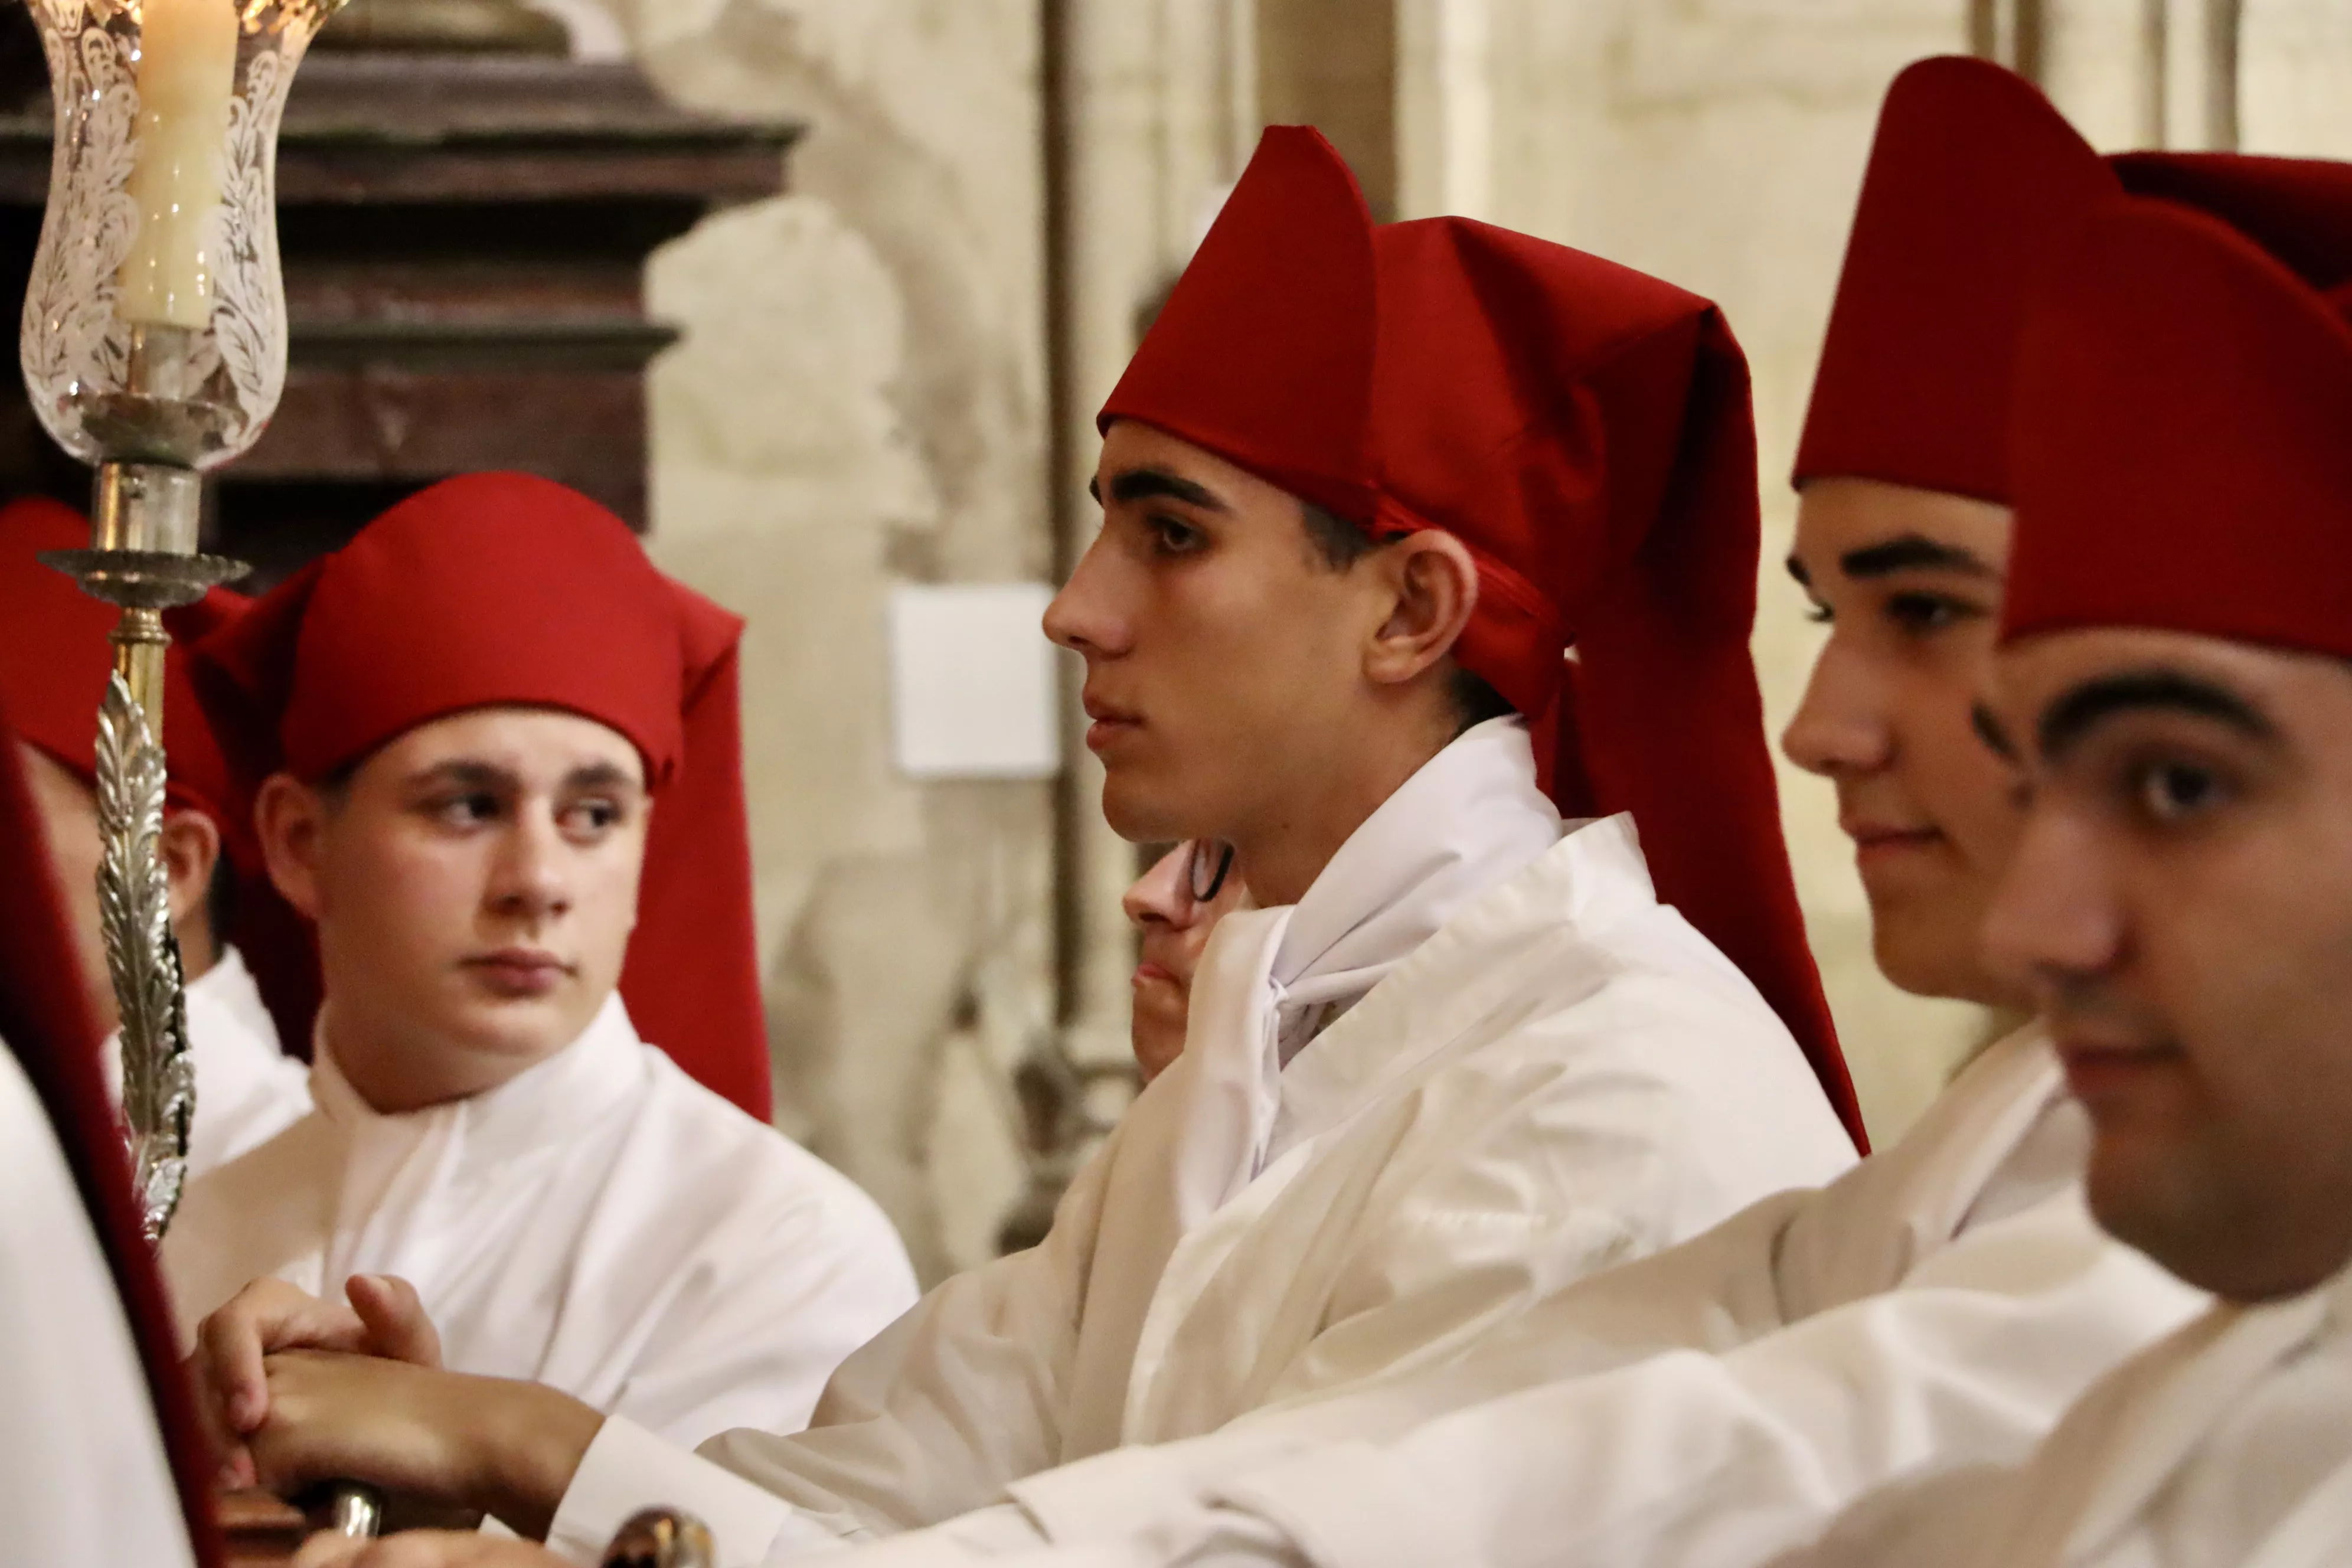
[117,0,241,332]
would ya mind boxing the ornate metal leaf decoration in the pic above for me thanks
[95,672,193,1243]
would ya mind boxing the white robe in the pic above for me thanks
[102,944,312,1179]
[824,1027,2209,1568]
[1791,1263,2352,1568]
[544,720,1860,1566]
[161,994,919,1450]
[0,1037,195,1568]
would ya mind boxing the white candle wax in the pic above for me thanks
[117,0,241,333]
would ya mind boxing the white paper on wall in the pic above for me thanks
[887,582,1063,780]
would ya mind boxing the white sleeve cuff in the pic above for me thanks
[545,1416,839,1567]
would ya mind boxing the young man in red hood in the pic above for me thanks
[159,475,917,1461]
[1799,166,2352,1568]
[195,126,1859,1560]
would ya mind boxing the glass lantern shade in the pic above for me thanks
[20,0,342,472]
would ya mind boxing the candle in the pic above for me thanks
[117,0,241,332]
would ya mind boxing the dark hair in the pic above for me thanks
[1299,500,1383,571]
[1299,501,1518,735]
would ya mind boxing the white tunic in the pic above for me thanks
[103,945,313,1178]
[1791,1263,2352,1568]
[0,1038,195,1568]
[822,1027,2209,1568]
[544,720,1860,1566]
[161,994,919,1449]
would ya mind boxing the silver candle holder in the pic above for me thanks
[19,0,348,1238]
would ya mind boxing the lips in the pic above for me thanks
[1842,815,1942,847]
[2053,1036,2181,1106]
[1083,692,1142,754]
[1843,819,1946,868]
[465,950,573,999]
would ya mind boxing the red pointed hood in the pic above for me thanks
[1794,57,2119,501]
[1103,127,1863,1149]
[1794,57,2352,509]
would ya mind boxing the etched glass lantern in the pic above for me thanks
[17,0,344,1243]
[23,0,342,502]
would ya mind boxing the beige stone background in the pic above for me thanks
[559,0,2351,1282]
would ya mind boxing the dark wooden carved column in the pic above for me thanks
[0,12,801,584]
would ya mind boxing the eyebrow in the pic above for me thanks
[409,760,515,795]
[405,759,643,794]
[1086,466,1231,513]
[1971,703,2020,762]
[1838,534,2000,581]
[2037,668,2280,765]
[565,761,642,793]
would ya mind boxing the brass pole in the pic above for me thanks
[110,608,171,750]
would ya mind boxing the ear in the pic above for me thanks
[1363,530,1481,688]
[254,772,331,922]
[158,808,221,931]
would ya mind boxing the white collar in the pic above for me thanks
[1273,716,1566,1020]
[1268,814,1653,1157]
[187,946,276,1042]
[309,991,646,1156]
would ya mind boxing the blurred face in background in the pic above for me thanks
[1123,839,1249,1082]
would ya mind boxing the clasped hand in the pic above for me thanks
[190,1273,600,1541]
[193,1273,451,1492]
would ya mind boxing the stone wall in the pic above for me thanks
[590,0,1059,1283]
[2242,0,2352,156]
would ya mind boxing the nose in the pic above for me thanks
[487,803,573,923]
[1781,636,1893,779]
[1122,844,1194,932]
[1044,533,1131,658]
[1980,806,2125,1005]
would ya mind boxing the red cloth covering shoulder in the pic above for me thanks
[2004,195,2352,656]
[1103,127,1863,1149]
[0,698,223,1567]
[187,473,771,1119]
